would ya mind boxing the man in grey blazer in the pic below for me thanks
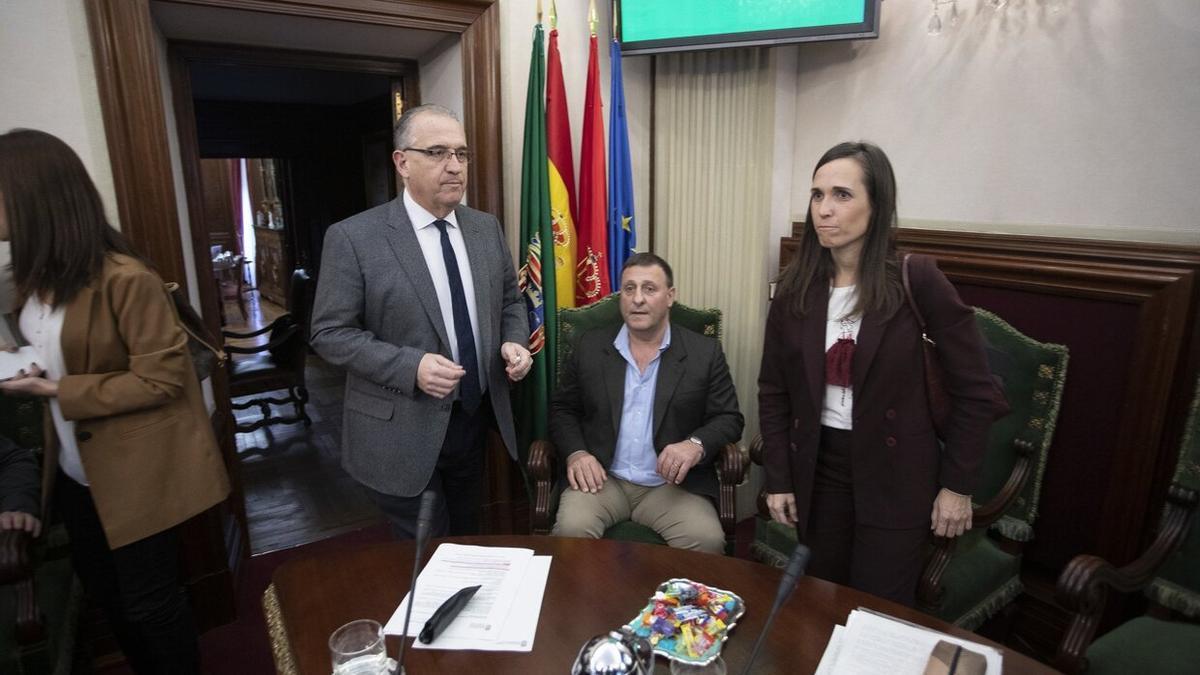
[549,253,743,553]
[310,104,531,538]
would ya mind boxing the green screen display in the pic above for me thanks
[621,0,868,43]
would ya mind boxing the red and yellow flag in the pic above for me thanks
[546,23,577,309]
[576,21,610,305]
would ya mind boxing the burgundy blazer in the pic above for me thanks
[758,254,994,534]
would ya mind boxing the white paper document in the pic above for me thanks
[822,608,1003,675]
[385,544,549,652]
[0,346,41,381]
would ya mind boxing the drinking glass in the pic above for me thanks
[329,619,388,675]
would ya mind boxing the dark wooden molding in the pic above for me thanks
[893,229,1200,567]
[85,0,189,288]
[169,48,251,565]
[159,0,490,32]
[172,40,420,76]
[460,1,503,218]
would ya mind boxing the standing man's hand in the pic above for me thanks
[501,342,532,382]
[656,440,703,485]
[416,353,465,398]
[565,450,607,493]
[930,487,973,538]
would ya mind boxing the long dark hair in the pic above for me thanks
[775,141,902,318]
[0,129,140,307]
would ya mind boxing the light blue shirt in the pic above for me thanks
[611,324,672,487]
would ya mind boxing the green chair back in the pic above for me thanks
[971,308,1069,542]
[556,293,721,382]
[1146,377,1200,618]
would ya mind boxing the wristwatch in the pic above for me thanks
[687,436,704,452]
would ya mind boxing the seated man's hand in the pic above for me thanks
[656,440,703,485]
[766,493,798,526]
[416,353,465,398]
[0,511,41,537]
[565,450,607,494]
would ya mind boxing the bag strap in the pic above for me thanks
[901,253,935,347]
[164,282,227,366]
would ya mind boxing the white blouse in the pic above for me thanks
[821,285,861,430]
[19,295,88,485]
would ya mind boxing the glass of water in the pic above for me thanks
[329,619,388,675]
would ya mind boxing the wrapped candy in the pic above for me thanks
[625,578,746,666]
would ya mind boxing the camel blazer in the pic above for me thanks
[40,255,230,549]
[758,254,994,534]
[549,323,744,500]
[310,194,527,497]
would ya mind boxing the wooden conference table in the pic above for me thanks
[264,535,1056,674]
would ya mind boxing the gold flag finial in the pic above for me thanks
[611,0,618,40]
[588,0,597,35]
[550,0,557,30]
[537,0,542,24]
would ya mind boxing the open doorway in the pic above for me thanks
[174,46,417,554]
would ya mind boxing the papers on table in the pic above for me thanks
[384,543,551,652]
[0,346,40,381]
[817,608,1003,675]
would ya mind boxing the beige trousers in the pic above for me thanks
[552,475,726,554]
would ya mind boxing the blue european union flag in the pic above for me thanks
[607,38,636,289]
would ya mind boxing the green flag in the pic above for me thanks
[517,23,556,464]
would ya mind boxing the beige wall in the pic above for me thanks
[784,0,1200,245]
[0,0,116,227]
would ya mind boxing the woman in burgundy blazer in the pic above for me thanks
[758,142,995,606]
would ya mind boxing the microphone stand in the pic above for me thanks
[397,491,437,675]
[740,544,810,675]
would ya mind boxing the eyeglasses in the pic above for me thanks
[403,146,472,164]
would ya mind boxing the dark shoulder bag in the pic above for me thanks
[164,282,226,381]
[901,254,1010,438]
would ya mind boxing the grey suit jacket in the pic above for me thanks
[310,194,527,497]
[548,323,744,499]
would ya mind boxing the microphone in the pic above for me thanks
[740,543,810,675]
[397,491,437,674]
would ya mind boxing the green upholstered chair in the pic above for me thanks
[748,308,1068,631]
[1053,377,1200,674]
[526,294,749,551]
[1,395,82,675]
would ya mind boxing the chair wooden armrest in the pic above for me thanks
[529,440,557,535]
[0,529,32,584]
[1053,484,1199,674]
[717,442,749,539]
[1,529,46,645]
[224,324,300,355]
[917,438,1036,612]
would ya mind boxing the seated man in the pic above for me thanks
[0,433,41,537]
[549,253,743,553]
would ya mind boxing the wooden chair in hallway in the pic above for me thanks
[224,268,313,432]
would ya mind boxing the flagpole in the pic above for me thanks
[550,0,556,30]
[589,0,597,36]
[611,0,618,41]
[537,0,542,24]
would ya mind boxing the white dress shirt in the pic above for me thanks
[19,295,89,485]
[821,285,861,430]
[404,190,485,392]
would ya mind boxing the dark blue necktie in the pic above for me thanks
[433,219,481,413]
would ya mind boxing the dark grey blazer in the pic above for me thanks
[310,194,527,497]
[548,322,744,499]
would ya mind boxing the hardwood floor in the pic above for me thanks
[222,291,383,555]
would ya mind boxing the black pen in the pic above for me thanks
[418,585,482,644]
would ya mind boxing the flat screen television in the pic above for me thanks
[616,0,882,55]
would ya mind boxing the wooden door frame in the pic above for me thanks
[85,0,502,496]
